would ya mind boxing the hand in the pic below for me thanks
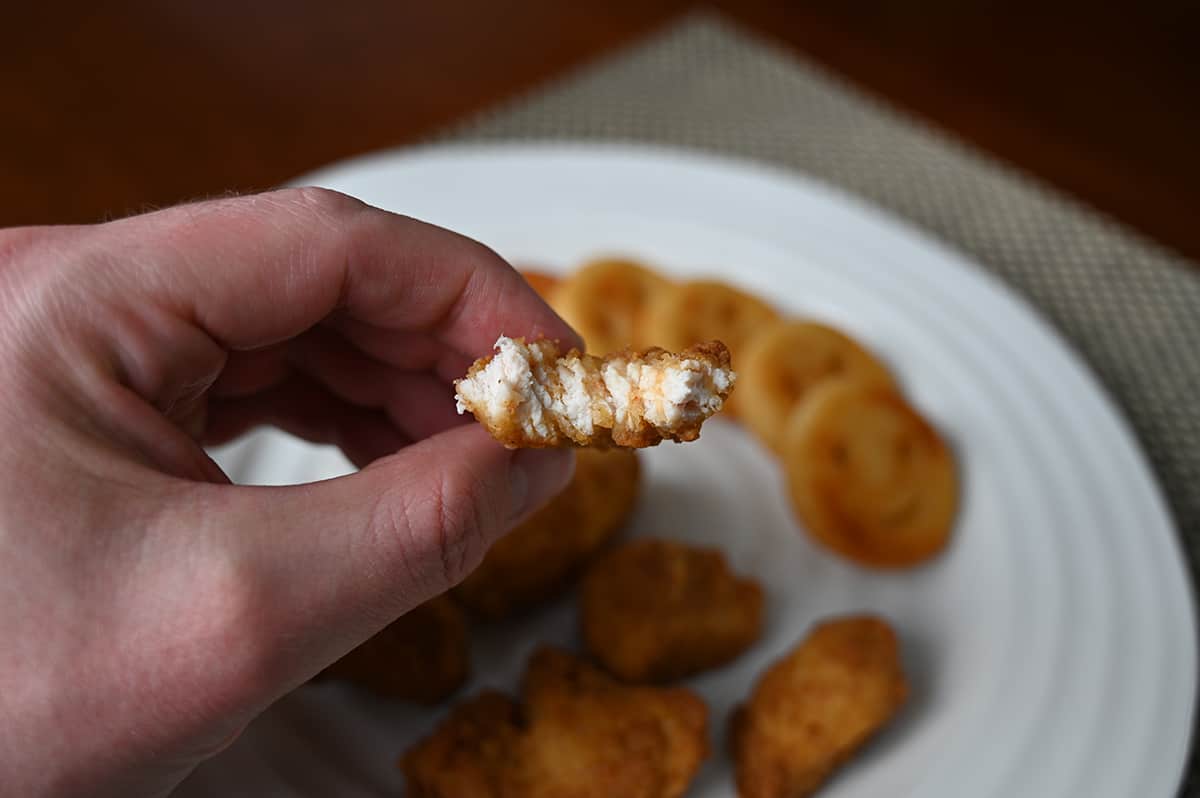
[0,188,577,797]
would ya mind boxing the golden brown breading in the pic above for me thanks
[400,648,709,798]
[318,595,468,704]
[454,337,735,449]
[731,616,908,798]
[580,538,764,683]
[550,258,672,355]
[783,380,958,568]
[399,691,521,798]
[512,647,710,798]
[454,448,640,619]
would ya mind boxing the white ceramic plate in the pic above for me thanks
[184,144,1196,798]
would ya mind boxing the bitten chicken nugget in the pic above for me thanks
[400,690,522,798]
[511,647,710,798]
[455,448,640,619]
[454,336,735,448]
[319,595,468,704]
[731,616,908,798]
[400,647,709,798]
[580,538,764,682]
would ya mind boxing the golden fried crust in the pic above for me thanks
[515,648,710,798]
[400,691,521,798]
[454,337,735,449]
[732,616,908,798]
[318,595,467,704]
[739,320,895,455]
[783,380,958,568]
[551,258,672,355]
[400,648,709,798]
[580,538,764,683]
[454,449,640,619]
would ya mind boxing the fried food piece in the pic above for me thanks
[400,648,710,798]
[731,616,908,798]
[455,448,640,619]
[641,280,777,416]
[400,690,522,798]
[511,648,709,798]
[318,595,468,703]
[580,538,764,682]
[552,258,672,355]
[783,380,958,568]
[520,269,560,300]
[454,336,735,448]
[740,320,895,454]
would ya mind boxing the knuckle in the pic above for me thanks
[195,553,279,705]
[278,185,366,223]
[368,464,496,590]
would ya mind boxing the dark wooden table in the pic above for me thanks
[5,1,1199,262]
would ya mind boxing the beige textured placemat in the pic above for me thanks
[439,13,1200,791]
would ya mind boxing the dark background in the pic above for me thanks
[4,1,1199,262]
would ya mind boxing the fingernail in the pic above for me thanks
[509,448,575,520]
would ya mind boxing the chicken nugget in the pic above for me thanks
[400,690,521,798]
[581,538,764,682]
[319,595,467,704]
[454,336,735,448]
[512,647,710,798]
[552,257,672,355]
[783,380,958,568]
[732,616,908,798]
[455,448,639,619]
[739,320,895,455]
[400,648,709,798]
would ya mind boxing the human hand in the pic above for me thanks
[0,188,577,797]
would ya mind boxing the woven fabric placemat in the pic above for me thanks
[439,14,1200,790]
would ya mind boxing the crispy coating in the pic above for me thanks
[400,691,521,798]
[551,258,672,355]
[783,380,958,568]
[318,595,468,704]
[511,648,710,798]
[731,616,908,798]
[739,320,895,455]
[454,337,735,449]
[401,647,709,798]
[581,538,764,683]
[455,448,640,619]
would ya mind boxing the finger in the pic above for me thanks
[184,424,574,702]
[98,188,581,406]
[286,326,465,441]
[209,345,291,399]
[204,375,410,468]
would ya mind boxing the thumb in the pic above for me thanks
[186,424,573,700]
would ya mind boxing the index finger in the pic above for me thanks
[103,187,581,356]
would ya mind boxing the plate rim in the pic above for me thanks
[289,140,1199,794]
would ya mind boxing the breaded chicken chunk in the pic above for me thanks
[512,647,710,798]
[581,538,764,683]
[731,616,908,798]
[455,448,640,619]
[454,337,735,448]
[400,647,709,798]
[318,595,467,703]
[400,691,521,798]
